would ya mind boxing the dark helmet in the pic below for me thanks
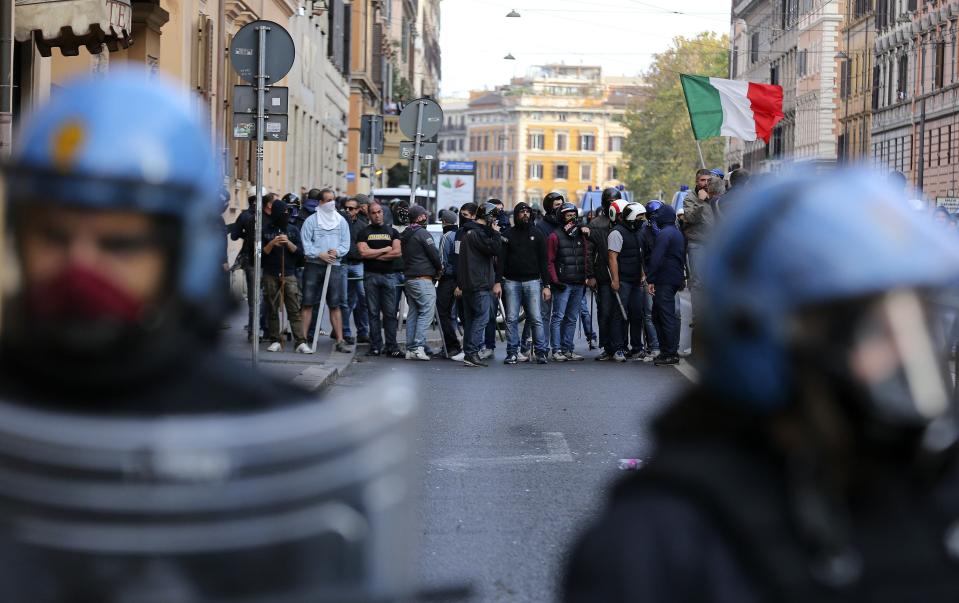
[558,202,578,218]
[543,191,566,214]
[475,201,501,222]
[282,192,300,208]
[601,187,622,211]
[646,199,664,218]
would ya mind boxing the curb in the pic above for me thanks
[292,347,357,393]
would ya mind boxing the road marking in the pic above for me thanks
[430,432,573,470]
[674,361,699,383]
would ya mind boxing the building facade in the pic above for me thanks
[437,97,469,162]
[872,0,959,199]
[463,65,638,209]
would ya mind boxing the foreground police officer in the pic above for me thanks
[564,169,959,602]
[0,71,419,602]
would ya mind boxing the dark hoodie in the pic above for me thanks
[502,202,549,283]
[456,220,502,293]
[400,223,442,278]
[646,204,686,287]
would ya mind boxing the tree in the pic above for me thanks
[622,33,729,201]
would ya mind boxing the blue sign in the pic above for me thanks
[438,161,476,173]
[346,172,356,182]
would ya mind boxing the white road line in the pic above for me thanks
[430,432,573,470]
[674,361,699,383]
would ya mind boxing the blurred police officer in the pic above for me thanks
[564,169,959,602]
[0,70,425,603]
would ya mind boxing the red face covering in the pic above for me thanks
[27,264,144,325]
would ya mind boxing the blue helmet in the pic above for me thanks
[5,68,221,306]
[709,167,725,178]
[701,168,959,412]
[646,200,664,214]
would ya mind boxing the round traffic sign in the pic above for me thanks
[229,20,295,84]
[399,98,444,140]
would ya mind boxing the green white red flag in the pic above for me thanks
[680,74,784,144]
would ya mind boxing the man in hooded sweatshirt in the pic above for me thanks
[456,203,502,368]
[501,202,551,364]
[400,205,442,361]
[646,204,685,366]
[589,188,622,360]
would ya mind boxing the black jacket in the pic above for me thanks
[588,214,614,284]
[400,224,442,278]
[647,205,686,287]
[345,217,365,263]
[503,221,549,284]
[229,208,257,263]
[456,221,501,292]
[611,224,644,284]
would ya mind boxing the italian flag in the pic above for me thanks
[680,74,784,144]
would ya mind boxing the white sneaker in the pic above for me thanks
[479,348,493,360]
[295,343,313,354]
[267,341,282,352]
[551,351,567,362]
[643,350,660,363]
[450,351,466,362]
[516,350,529,362]
[410,347,430,361]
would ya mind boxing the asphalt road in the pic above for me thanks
[329,329,692,602]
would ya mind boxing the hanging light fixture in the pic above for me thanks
[506,9,521,17]
[504,53,516,60]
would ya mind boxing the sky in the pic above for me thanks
[439,0,731,98]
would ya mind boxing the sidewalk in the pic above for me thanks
[221,311,355,393]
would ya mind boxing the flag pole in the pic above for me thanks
[695,140,706,169]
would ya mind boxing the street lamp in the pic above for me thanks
[506,9,521,17]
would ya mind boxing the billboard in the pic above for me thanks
[437,161,476,208]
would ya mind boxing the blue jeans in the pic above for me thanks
[404,278,436,350]
[365,272,399,352]
[612,281,645,353]
[462,289,492,354]
[504,279,547,355]
[643,287,661,352]
[653,283,680,356]
[550,284,585,353]
[343,263,369,338]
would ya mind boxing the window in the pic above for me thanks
[750,33,759,64]
[483,135,489,151]
[770,63,780,87]
[580,163,592,181]
[934,40,945,90]
[528,132,545,150]
[608,136,625,152]
[797,49,807,78]
[558,112,568,122]
[607,165,619,181]
[897,55,908,101]
[507,161,514,180]
[871,65,880,111]
[556,132,568,151]
[840,60,850,99]
[528,162,544,179]
[579,133,596,151]
[554,163,569,180]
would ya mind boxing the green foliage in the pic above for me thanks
[623,33,729,200]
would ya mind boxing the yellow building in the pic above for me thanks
[464,65,638,209]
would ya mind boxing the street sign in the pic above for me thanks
[400,141,438,160]
[360,115,385,155]
[233,114,288,141]
[438,160,475,173]
[937,197,959,212]
[346,172,356,182]
[399,98,443,139]
[230,20,295,84]
[233,85,288,114]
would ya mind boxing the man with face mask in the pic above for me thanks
[590,188,623,361]
[546,203,596,362]
[300,188,352,354]
[501,202,551,364]
[607,202,647,362]
[261,198,310,353]
[400,205,442,360]
[437,210,465,360]
[565,169,959,602]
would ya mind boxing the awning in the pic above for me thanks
[15,0,133,57]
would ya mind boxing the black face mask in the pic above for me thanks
[273,213,289,229]
[459,215,473,227]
